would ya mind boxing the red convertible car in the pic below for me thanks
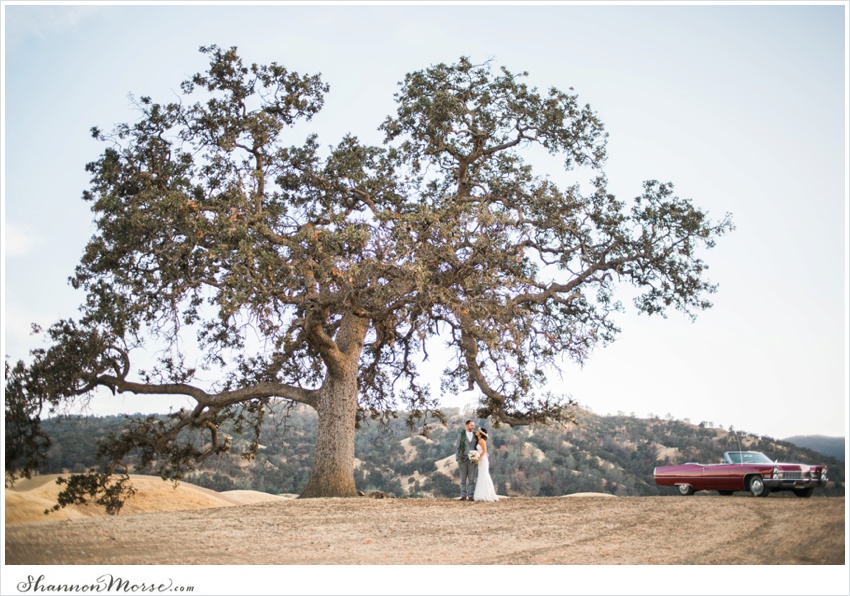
[654,451,828,497]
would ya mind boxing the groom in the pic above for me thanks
[455,419,479,501]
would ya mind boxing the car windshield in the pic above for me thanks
[725,451,773,464]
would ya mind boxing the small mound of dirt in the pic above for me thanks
[4,474,284,525]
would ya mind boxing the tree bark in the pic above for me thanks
[298,314,368,498]
[298,369,360,498]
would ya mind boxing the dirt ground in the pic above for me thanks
[5,494,845,565]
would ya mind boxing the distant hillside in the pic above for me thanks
[29,406,845,499]
[783,435,845,462]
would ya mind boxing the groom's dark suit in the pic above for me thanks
[455,429,479,499]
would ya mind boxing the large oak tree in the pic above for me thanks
[5,46,732,501]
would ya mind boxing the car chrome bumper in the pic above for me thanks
[764,479,826,489]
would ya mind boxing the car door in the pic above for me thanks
[700,463,741,490]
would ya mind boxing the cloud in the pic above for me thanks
[4,220,43,258]
[3,5,103,49]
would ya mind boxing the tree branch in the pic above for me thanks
[92,376,318,408]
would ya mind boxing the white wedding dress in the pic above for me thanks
[473,452,499,502]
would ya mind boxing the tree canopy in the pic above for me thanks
[5,46,733,501]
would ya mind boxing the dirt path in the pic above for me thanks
[5,495,844,565]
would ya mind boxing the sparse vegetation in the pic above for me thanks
[31,406,844,499]
[783,435,845,462]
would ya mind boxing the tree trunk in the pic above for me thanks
[299,369,360,498]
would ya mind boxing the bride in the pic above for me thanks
[473,428,499,502]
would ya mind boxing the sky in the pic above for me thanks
[2,3,847,443]
[1,2,848,593]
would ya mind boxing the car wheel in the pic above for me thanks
[718,490,735,496]
[793,487,814,498]
[677,484,695,496]
[748,475,769,497]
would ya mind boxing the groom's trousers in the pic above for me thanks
[459,460,476,498]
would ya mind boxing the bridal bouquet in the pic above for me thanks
[468,450,481,463]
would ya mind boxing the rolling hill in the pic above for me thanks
[783,435,845,462]
[17,406,846,500]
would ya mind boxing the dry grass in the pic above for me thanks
[3,474,845,566]
[5,474,290,525]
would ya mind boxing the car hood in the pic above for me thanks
[773,462,822,471]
